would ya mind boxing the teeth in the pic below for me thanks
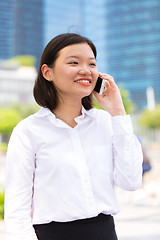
[76,80,90,83]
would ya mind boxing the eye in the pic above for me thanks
[90,63,96,66]
[69,61,78,65]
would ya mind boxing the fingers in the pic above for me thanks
[93,91,103,102]
[99,73,114,81]
[93,90,101,98]
[99,73,116,88]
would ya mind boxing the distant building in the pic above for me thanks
[43,0,82,44]
[0,0,43,67]
[0,0,160,109]
[0,65,37,104]
[43,0,107,73]
[105,0,160,109]
[0,0,14,59]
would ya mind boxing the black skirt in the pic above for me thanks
[33,213,118,240]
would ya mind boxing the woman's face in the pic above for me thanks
[50,43,99,100]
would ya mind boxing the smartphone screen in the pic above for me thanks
[94,76,103,93]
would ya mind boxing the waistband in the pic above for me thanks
[70,213,112,224]
[33,214,113,228]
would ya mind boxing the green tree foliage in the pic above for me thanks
[0,104,39,137]
[0,190,4,220]
[8,55,36,67]
[120,87,135,114]
[93,86,135,114]
[0,108,22,136]
[139,106,160,129]
[0,143,8,152]
[12,103,40,119]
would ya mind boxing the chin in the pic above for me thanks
[79,91,93,98]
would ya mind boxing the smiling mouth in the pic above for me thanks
[75,78,92,84]
[74,80,91,86]
[76,80,90,83]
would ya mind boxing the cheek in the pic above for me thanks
[93,69,99,81]
[61,66,77,77]
[53,67,70,82]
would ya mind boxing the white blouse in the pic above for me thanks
[5,106,143,240]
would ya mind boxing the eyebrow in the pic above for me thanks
[66,55,96,60]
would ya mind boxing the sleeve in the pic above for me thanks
[112,115,143,191]
[4,125,38,240]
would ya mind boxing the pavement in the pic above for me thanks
[115,179,160,240]
[115,154,160,240]
[0,153,160,240]
[0,221,5,240]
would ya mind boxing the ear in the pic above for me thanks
[41,64,54,82]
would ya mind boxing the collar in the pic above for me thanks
[80,106,96,118]
[34,107,53,118]
[34,106,96,119]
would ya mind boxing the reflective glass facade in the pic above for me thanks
[82,0,107,72]
[44,0,82,44]
[13,0,43,66]
[43,0,107,72]
[105,0,160,108]
[0,0,43,66]
[0,0,160,108]
[0,0,14,59]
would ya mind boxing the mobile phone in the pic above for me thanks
[94,76,106,95]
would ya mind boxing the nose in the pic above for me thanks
[78,66,91,76]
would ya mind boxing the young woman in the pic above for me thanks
[5,33,143,240]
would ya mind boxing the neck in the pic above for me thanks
[53,97,82,127]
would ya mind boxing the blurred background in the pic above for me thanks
[0,0,160,239]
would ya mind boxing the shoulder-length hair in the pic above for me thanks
[33,33,97,111]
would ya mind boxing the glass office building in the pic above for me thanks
[0,0,160,109]
[0,0,43,66]
[105,0,160,109]
[0,0,14,59]
[13,0,43,66]
[43,0,82,45]
[44,0,160,109]
[82,0,107,72]
[43,0,107,73]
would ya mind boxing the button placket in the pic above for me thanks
[70,129,96,209]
